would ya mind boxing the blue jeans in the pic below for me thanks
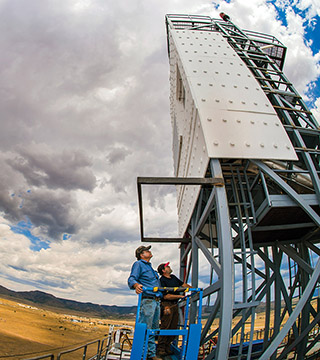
[139,298,160,358]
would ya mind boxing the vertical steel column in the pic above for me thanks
[296,243,311,358]
[271,246,282,360]
[190,215,199,324]
[263,247,271,351]
[210,159,234,360]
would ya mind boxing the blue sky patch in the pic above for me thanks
[63,233,72,240]
[268,0,320,110]
[268,1,288,27]
[10,219,50,251]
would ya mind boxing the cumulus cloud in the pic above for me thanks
[212,0,320,98]
[311,98,320,124]
[0,216,178,305]
[106,146,132,165]
[0,0,319,305]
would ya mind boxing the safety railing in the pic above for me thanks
[105,325,133,359]
[57,339,101,360]
[97,335,112,359]
[23,355,55,360]
[23,336,112,360]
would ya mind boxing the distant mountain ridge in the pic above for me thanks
[0,285,136,318]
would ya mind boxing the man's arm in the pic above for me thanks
[128,262,143,294]
[162,275,190,300]
[163,283,191,300]
[163,293,184,300]
[182,282,192,288]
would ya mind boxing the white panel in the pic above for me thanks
[176,111,209,236]
[168,27,298,237]
[170,29,298,161]
[169,30,210,236]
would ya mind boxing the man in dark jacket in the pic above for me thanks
[157,262,190,357]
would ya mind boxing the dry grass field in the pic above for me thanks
[2,293,318,360]
[0,296,134,360]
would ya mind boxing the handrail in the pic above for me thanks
[98,335,112,359]
[57,339,100,360]
[136,287,202,325]
[23,355,54,360]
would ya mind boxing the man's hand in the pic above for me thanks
[133,283,143,294]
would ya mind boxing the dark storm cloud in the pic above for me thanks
[0,152,88,239]
[0,157,26,221]
[22,189,80,239]
[11,146,96,191]
[0,0,126,239]
[0,0,121,150]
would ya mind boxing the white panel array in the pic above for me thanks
[171,29,297,160]
[168,27,298,237]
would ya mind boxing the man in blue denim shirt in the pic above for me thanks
[128,245,162,360]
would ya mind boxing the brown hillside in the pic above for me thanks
[0,297,134,360]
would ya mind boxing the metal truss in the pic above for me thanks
[139,14,320,359]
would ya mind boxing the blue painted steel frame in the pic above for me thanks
[130,287,203,360]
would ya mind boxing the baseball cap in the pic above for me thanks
[157,262,170,274]
[135,245,151,259]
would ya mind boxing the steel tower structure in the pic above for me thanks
[138,14,320,359]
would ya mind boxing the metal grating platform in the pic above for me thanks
[251,194,320,243]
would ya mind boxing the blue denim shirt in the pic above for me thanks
[128,259,162,298]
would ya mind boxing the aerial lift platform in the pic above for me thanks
[130,287,203,360]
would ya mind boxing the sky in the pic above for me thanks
[0,0,319,306]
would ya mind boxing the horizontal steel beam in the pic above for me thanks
[142,237,189,243]
[233,301,260,309]
[253,222,315,231]
[137,176,224,242]
[137,176,224,186]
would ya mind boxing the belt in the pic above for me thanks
[142,295,161,301]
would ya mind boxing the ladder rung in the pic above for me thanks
[247,65,281,73]
[273,105,312,114]
[237,54,274,63]
[295,147,320,154]
[284,125,320,134]
[264,89,301,98]
[255,77,292,85]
